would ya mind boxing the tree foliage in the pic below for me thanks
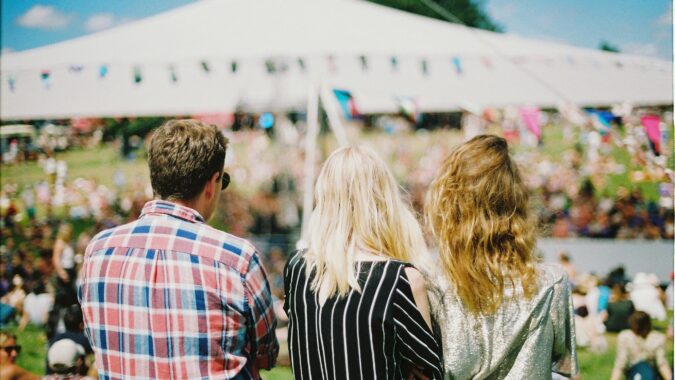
[599,40,620,53]
[366,0,503,32]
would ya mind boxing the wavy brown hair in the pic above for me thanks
[425,135,538,315]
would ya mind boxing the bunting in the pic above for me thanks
[8,76,16,92]
[133,67,142,84]
[99,65,108,78]
[452,57,462,75]
[40,70,51,89]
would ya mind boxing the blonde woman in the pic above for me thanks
[425,135,578,379]
[52,223,77,308]
[284,145,442,379]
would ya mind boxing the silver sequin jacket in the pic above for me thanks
[427,263,578,380]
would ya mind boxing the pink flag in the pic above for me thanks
[641,115,661,154]
[519,107,541,140]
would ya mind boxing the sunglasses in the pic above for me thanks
[220,172,230,191]
[2,345,21,354]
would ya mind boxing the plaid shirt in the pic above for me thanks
[79,200,278,380]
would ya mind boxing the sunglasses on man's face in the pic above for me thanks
[220,172,230,191]
[1,345,21,354]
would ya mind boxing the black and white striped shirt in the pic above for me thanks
[283,254,443,379]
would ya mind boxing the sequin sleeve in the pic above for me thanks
[551,272,579,377]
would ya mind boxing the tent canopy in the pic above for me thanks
[1,0,672,119]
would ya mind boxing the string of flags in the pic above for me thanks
[4,55,468,91]
[3,53,668,92]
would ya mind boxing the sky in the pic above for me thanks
[1,0,672,60]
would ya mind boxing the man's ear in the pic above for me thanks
[205,172,220,199]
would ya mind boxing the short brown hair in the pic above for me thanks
[148,119,228,201]
[629,311,652,338]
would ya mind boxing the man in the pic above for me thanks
[43,339,94,380]
[79,120,278,379]
[46,305,93,376]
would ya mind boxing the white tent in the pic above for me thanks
[1,0,672,120]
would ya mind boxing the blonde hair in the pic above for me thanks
[57,223,73,242]
[425,135,538,315]
[305,145,429,297]
[0,331,16,346]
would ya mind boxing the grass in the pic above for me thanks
[0,146,148,190]
[4,322,294,379]
[6,316,672,379]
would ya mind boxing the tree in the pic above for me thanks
[599,40,620,53]
[366,0,503,32]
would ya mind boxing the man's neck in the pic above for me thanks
[165,198,205,217]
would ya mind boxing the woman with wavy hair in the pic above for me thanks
[284,145,442,379]
[425,135,578,379]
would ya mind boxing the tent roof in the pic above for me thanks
[1,0,672,119]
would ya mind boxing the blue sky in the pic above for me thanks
[1,0,672,59]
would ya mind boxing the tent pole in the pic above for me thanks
[300,83,320,243]
[319,83,349,147]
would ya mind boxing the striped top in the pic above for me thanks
[283,254,443,380]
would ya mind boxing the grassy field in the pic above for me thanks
[5,323,294,379]
[6,318,672,379]
[2,124,668,200]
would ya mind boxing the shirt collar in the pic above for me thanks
[140,200,205,224]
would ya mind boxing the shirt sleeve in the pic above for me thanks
[653,333,668,369]
[392,267,443,380]
[612,332,630,372]
[243,252,279,371]
[551,272,579,377]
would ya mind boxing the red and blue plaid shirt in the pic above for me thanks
[79,200,278,379]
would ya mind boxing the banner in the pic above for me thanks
[519,106,541,140]
[394,95,419,124]
[587,109,615,135]
[333,89,359,120]
[641,115,661,155]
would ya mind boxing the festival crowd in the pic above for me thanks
[0,115,672,379]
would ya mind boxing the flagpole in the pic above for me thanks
[319,82,349,147]
[300,83,320,243]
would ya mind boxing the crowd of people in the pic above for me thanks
[561,253,673,379]
[0,115,672,378]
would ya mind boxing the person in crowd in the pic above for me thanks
[572,277,607,353]
[610,311,672,380]
[602,283,635,333]
[284,145,442,379]
[43,339,95,380]
[18,281,53,331]
[46,305,92,376]
[558,251,577,286]
[52,224,77,310]
[79,119,278,379]
[0,275,27,325]
[425,135,578,379]
[0,331,39,380]
[630,272,667,321]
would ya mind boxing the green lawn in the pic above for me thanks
[7,316,672,379]
[1,146,148,190]
[5,323,294,379]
